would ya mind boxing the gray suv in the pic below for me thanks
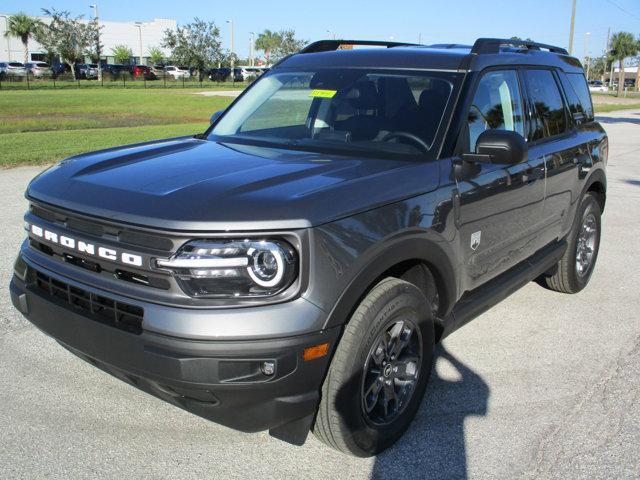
[10,38,607,456]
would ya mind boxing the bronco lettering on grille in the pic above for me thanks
[28,223,143,267]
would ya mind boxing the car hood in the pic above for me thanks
[27,137,440,231]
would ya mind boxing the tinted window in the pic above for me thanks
[523,69,568,141]
[465,70,525,152]
[566,73,594,120]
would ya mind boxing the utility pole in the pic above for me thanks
[604,27,611,84]
[135,22,144,65]
[249,31,255,66]
[568,0,577,55]
[90,4,101,81]
[418,33,422,44]
[0,15,11,61]
[226,20,234,72]
[584,32,590,80]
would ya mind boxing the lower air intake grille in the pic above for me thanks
[32,271,144,334]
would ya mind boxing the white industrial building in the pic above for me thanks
[0,13,176,64]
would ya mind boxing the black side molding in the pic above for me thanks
[440,240,567,339]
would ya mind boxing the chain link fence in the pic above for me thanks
[0,71,249,91]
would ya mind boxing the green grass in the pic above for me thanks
[593,103,640,113]
[0,89,234,167]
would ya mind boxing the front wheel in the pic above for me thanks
[543,192,602,293]
[313,278,434,457]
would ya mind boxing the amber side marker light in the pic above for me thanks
[303,342,330,361]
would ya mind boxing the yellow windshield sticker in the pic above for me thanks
[309,89,337,98]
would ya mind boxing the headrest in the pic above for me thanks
[347,81,380,110]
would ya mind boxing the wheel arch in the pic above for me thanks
[322,235,458,332]
[584,169,607,212]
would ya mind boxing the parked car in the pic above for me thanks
[239,66,268,81]
[103,64,128,80]
[164,65,190,79]
[150,64,165,77]
[0,61,27,79]
[129,65,156,80]
[10,37,607,457]
[588,80,607,93]
[24,61,54,77]
[208,67,231,81]
[75,63,98,80]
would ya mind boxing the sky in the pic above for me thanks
[2,0,640,59]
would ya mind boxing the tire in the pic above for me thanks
[313,277,435,457]
[543,192,602,293]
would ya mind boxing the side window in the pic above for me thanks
[465,70,525,152]
[566,73,594,120]
[523,69,568,141]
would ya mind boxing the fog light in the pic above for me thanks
[260,360,276,376]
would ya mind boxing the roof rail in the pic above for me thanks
[471,38,569,56]
[299,39,420,54]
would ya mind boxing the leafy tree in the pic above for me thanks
[219,51,239,68]
[270,30,306,62]
[255,29,281,64]
[148,46,165,65]
[4,13,41,64]
[162,18,222,77]
[112,44,133,64]
[609,31,639,96]
[34,9,99,78]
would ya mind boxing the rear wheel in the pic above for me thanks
[313,278,434,457]
[543,192,601,293]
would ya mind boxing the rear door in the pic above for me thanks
[455,69,545,291]
[521,68,582,246]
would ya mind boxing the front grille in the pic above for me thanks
[32,271,144,334]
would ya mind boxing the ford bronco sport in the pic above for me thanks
[10,38,607,456]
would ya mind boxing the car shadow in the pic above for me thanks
[595,113,640,125]
[370,345,489,480]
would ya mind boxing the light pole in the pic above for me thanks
[89,4,102,81]
[135,22,144,65]
[0,15,10,61]
[249,31,255,66]
[584,32,591,81]
[226,20,234,72]
[326,29,335,40]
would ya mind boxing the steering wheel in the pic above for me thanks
[381,131,429,153]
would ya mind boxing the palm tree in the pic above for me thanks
[4,13,40,64]
[255,29,281,65]
[609,32,639,97]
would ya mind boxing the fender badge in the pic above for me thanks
[470,231,481,251]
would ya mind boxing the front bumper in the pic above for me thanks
[9,262,340,443]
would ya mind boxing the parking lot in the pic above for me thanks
[1,110,639,479]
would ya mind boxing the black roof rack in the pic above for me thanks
[471,38,569,56]
[299,39,420,54]
[428,43,472,49]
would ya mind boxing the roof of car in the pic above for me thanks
[276,39,584,74]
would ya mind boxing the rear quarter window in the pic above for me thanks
[565,73,594,121]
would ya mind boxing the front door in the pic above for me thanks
[455,69,545,292]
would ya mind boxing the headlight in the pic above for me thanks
[155,239,298,298]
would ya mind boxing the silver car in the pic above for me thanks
[0,61,27,78]
[24,61,54,77]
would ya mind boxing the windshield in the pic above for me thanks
[209,68,460,158]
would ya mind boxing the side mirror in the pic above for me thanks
[210,110,224,124]
[463,129,528,165]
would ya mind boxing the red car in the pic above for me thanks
[130,65,156,80]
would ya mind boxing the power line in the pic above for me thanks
[606,0,640,22]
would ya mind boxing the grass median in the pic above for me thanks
[0,88,235,167]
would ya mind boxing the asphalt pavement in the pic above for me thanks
[1,110,639,479]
